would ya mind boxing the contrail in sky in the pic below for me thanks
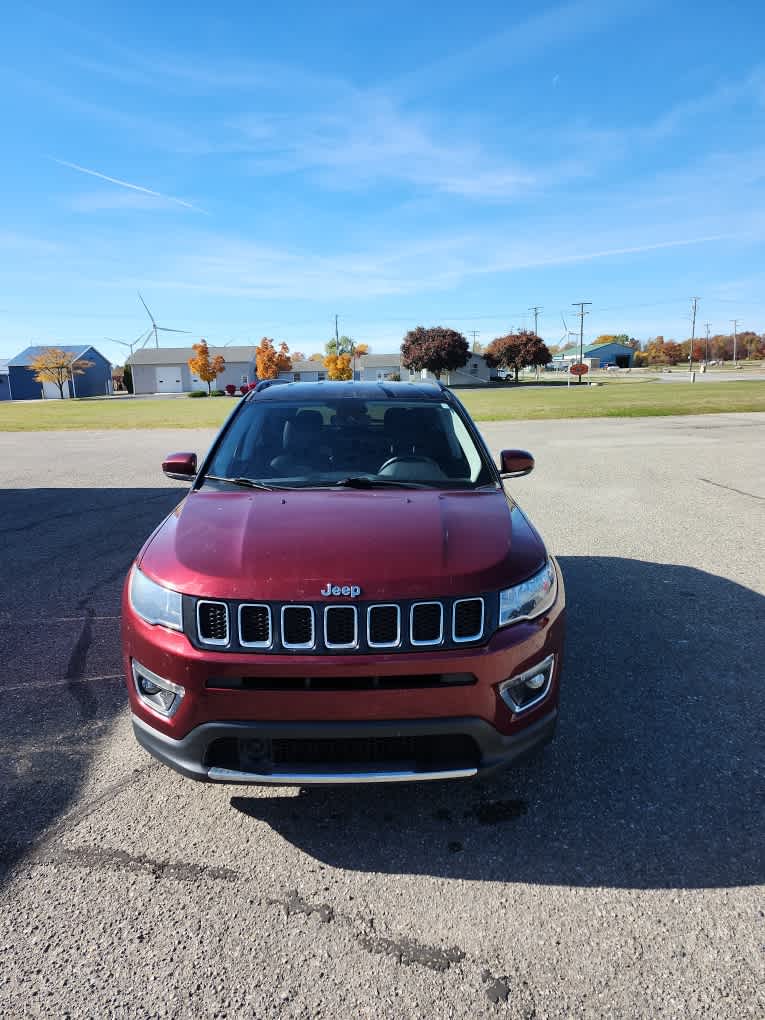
[50,158,205,212]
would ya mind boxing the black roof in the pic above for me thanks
[253,380,448,402]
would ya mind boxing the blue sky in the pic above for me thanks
[1,0,764,363]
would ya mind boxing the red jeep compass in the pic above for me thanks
[122,381,565,784]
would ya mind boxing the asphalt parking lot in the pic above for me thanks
[1,413,763,1019]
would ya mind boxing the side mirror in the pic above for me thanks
[499,449,534,478]
[162,452,197,481]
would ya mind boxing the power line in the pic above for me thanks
[469,330,480,351]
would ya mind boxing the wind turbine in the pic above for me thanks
[138,293,191,348]
[105,329,152,361]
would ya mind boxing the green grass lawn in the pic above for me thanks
[0,381,763,430]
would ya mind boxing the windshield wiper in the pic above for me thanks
[203,475,275,491]
[332,476,430,490]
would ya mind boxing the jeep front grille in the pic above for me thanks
[194,596,487,652]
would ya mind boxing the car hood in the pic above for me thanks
[139,487,547,600]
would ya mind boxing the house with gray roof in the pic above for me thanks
[130,346,256,394]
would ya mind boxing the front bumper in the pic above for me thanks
[131,708,558,784]
[123,560,565,785]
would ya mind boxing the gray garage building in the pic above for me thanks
[130,346,256,394]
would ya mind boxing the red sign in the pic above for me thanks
[570,362,589,376]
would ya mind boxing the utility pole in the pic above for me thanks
[334,314,340,350]
[469,330,480,352]
[572,302,591,384]
[704,322,711,366]
[529,306,542,336]
[689,297,700,373]
[731,319,740,367]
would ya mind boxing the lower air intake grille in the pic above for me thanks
[270,734,479,769]
[197,601,228,644]
[282,606,314,648]
[453,598,484,641]
[411,602,443,644]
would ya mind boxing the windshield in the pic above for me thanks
[202,398,494,489]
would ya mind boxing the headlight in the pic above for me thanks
[129,566,183,631]
[499,560,556,627]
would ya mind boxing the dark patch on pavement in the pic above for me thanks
[35,845,238,883]
[481,969,511,1004]
[448,841,463,853]
[358,933,465,972]
[272,889,334,923]
[64,608,99,720]
[467,799,528,825]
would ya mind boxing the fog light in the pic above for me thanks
[132,659,185,718]
[498,654,555,713]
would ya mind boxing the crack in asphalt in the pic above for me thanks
[698,477,765,502]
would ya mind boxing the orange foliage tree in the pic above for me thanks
[28,347,94,398]
[188,340,225,394]
[255,337,292,379]
[325,353,353,380]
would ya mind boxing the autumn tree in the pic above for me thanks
[308,353,324,362]
[643,337,682,365]
[188,340,226,394]
[28,347,94,398]
[325,353,353,380]
[400,326,469,380]
[255,337,292,380]
[292,351,306,362]
[485,331,551,383]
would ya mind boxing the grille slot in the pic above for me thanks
[367,604,400,647]
[453,598,484,642]
[281,606,315,649]
[207,672,476,691]
[324,606,357,648]
[197,601,229,645]
[239,604,271,647]
[410,602,444,645]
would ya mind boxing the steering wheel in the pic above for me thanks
[378,455,444,479]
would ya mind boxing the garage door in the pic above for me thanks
[155,367,184,393]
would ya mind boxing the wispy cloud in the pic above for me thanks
[50,158,205,212]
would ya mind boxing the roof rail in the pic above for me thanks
[254,378,290,392]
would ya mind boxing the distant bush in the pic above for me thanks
[211,390,225,397]
[188,390,207,398]
[225,384,237,396]
[239,385,249,395]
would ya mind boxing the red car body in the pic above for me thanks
[122,381,565,784]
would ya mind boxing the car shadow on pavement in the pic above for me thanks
[232,556,764,889]
[0,487,183,885]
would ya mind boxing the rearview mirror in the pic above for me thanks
[499,449,534,478]
[162,452,197,481]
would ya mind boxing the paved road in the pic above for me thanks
[1,414,763,1019]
